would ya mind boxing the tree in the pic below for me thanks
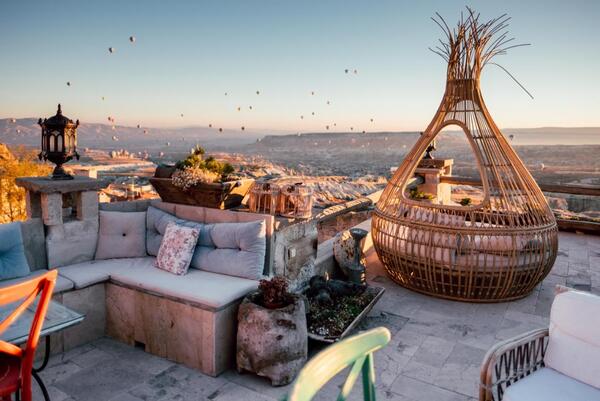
[0,144,51,223]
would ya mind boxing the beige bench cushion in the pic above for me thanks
[109,257,258,310]
[0,270,74,294]
[58,258,135,289]
[503,367,600,401]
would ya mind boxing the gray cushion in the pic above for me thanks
[109,257,258,310]
[146,206,203,255]
[95,211,147,260]
[58,258,134,289]
[0,222,31,280]
[503,367,600,401]
[0,270,74,294]
[191,220,266,280]
[146,207,266,280]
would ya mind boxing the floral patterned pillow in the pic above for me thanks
[155,222,200,275]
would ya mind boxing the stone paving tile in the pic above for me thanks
[211,382,278,401]
[53,359,151,401]
[32,384,74,401]
[68,347,114,369]
[220,370,290,400]
[391,375,470,401]
[38,360,82,386]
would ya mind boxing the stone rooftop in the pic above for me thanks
[35,231,600,401]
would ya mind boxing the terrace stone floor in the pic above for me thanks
[35,231,600,401]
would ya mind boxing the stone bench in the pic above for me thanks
[2,199,275,377]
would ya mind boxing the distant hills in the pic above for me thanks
[1,117,599,153]
[0,118,263,152]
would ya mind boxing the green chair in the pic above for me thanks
[285,327,391,401]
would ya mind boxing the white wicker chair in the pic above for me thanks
[480,289,600,401]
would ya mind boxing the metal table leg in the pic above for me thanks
[31,336,52,401]
[32,370,51,401]
[34,335,51,372]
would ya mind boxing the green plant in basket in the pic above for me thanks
[171,145,237,189]
[459,197,472,206]
[409,188,434,200]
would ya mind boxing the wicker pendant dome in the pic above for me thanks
[372,9,558,302]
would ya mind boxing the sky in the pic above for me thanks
[1,0,599,132]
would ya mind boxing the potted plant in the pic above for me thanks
[236,276,307,386]
[459,197,472,206]
[409,188,435,203]
[150,145,254,209]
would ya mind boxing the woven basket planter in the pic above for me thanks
[150,166,254,209]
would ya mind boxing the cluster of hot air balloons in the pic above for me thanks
[63,30,375,138]
[108,35,135,55]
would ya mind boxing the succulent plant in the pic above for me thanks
[258,276,293,309]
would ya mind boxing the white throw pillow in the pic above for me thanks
[155,222,200,275]
[544,289,600,389]
[95,211,146,260]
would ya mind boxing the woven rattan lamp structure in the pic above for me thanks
[372,9,558,302]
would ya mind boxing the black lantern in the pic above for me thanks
[38,104,80,180]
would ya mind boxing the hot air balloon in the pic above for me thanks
[370,118,374,122]
[353,69,358,74]
[256,90,260,95]
[111,125,116,130]
[241,126,245,131]
[224,92,228,96]
[143,129,148,134]
[208,124,212,128]
[10,118,16,123]
[108,47,115,54]
[249,106,253,110]
[112,135,118,141]
[180,113,184,117]
[16,129,21,134]
[326,100,331,105]
[159,152,164,157]
[509,134,515,141]
[540,163,545,170]
[66,82,71,86]
[311,112,315,116]
[166,142,171,147]
[300,115,304,119]
[129,36,136,43]
[326,125,329,130]
[101,96,105,101]
[344,69,349,74]
[237,106,241,111]
[137,124,141,129]
[311,91,315,95]
[218,128,223,132]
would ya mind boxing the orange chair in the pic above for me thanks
[0,270,56,401]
